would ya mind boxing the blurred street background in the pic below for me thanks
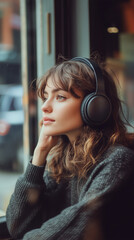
[0,170,20,214]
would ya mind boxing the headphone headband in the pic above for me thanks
[71,57,104,94]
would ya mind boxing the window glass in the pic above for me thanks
[0,0,23,216]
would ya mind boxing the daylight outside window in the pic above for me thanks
[0,0,23,215]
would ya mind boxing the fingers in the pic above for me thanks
[37,126,59,152]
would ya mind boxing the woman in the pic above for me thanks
[6,57,134,240]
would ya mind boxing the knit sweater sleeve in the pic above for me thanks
[6,162,68,238]
[6,146,134,240]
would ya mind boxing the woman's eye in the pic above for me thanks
[56,95,66,101]
[42,96,47,102]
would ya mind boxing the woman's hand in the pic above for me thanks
[36,125,58,152]
[32,125,59,166]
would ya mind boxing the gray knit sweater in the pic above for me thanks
[6,145,134,240]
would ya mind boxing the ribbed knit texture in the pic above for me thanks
[6,145,134,240]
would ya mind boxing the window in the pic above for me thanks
[0,0,23,215]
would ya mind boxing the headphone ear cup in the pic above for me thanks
[81,93,112,126]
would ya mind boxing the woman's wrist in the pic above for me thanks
[32,147,49,166]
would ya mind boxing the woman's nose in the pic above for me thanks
[41,100,53,113]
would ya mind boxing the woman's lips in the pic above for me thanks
[43,117,55,125]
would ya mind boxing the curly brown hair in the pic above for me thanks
[37,58,134,183]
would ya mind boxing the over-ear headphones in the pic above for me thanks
[71,57,112,127]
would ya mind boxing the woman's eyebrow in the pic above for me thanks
[44,88,67,94]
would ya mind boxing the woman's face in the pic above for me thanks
[41,76,84,141]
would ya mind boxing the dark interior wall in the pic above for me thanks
[54,0,72,60]
[89,0,130,59]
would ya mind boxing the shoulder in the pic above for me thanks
[79,144,134,201]
[87,144,134,181]
[101,144,134,164]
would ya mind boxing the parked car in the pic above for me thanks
[0,84,24,171]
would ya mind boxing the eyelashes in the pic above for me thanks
[56,95,66,101]
[42,94,67,102]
